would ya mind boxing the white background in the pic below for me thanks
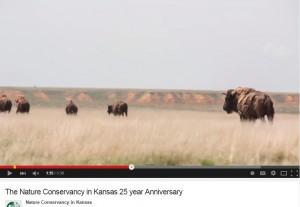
[1,178,299,207]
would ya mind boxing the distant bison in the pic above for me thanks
[66,100,78,115]
[0,95,12,113]
[15,96,30,113]
[107,101,128,117]
[222,87,274,123]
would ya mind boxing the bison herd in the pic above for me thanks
[0,95,29,113]
[0,87,275,123]
[63,100,128,116]
[0,94,129,117]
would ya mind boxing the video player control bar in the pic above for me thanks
[1,165,298,178]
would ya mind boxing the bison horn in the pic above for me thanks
[221,93,226,95]
[230,90,236,96]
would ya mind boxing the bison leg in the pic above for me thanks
[240,115,256,123]
[267,116,273,125]
[238,111,248,122]
[259,117,266,123]
[239,115,246,121]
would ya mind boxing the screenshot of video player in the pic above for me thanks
[1,0,299,206]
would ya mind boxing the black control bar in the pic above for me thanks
[1,166,299,178]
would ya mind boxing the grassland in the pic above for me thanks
[0,107,298,166]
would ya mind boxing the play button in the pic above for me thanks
[7,171,12,176]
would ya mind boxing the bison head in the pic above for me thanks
[222,89,238,114]
[15,96,25,103]
[107,105,113,115]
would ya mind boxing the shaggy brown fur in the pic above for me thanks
[0,95,12,113]
[15,96,30,113]
[66,100,78,115]
[222,87,274,123]
[107,101,128,117]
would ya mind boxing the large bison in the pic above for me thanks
[0,95,12,113]
[66,100,78,115]
[222,87,274,123]
[107,101,128,117]
[15,96,30,113]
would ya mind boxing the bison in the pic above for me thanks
[15,96,30,113]
[222,87,274,123]
[0,95,12,113]
[66,100,78,115]
[107,101,128,117]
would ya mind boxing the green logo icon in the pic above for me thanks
[6,201,21,207]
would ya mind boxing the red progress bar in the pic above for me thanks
[0,165,129,170]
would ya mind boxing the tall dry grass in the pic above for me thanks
[0,107,298,166]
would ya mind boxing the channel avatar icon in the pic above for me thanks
[5,201,22,207]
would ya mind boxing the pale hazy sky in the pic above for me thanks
[0,0,298,92]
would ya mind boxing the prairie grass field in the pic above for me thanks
[0,107,298,166]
